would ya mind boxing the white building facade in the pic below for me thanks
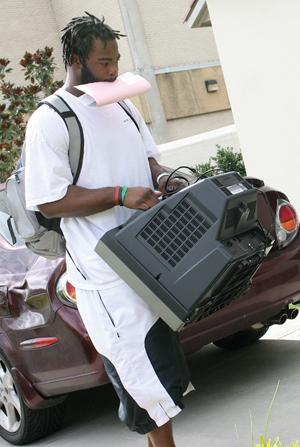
[0,0,234,143]
[186,0,300,212]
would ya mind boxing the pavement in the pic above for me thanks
[7,317,300,447]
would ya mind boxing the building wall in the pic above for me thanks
[138,0,219,68]
[166,109,234,141]
[158,124,239,168]
[207,0,300,212]
[0,0,133,83]
[0,0,63,84]
[0,0,233,143]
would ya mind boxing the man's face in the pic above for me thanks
[80,38,120,84]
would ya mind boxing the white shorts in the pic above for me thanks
[76,281,193,433]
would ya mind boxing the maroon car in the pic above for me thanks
[0,177,299,445]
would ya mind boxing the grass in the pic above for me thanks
[254,438,299,447]
[235,380,299,447]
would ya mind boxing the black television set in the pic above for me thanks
[95,172,272,331]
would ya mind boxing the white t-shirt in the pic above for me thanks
[25,89,159,290]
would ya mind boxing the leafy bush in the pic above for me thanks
[0,47,63,182]
[193,145,246,178]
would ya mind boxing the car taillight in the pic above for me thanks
[276,200,299,248]
[66,281,76,301]
[56,272,77,307]
[279,204,298,231]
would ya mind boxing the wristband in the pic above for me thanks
[118,186,123,206]
[156,172,169,185]
[121,186,128,205]
[118,186,128,206]
[114,186,121,205]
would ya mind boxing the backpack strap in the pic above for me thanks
[37,96,139,184]
[118,100,140,133]
[38,94,84,185]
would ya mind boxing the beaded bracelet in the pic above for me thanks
[114,186,129,206]
[117,186,128,206]
[114,186,121,205]
[121,186,128,204]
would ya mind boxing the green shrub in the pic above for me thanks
[0,47,63,182]
[193,145,246,178]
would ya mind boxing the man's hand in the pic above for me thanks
[148,157,188,196]
[157,176,187,195]
[123,187,162,210]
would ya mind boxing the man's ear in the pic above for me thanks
[72,54,82,68]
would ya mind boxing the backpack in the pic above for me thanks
[4,94,140,259]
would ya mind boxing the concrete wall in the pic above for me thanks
[138,0,219,68]
[166,109,234,142]
[158,124,240,168]
[206,0,300,212]
[0,0,64,84]
[0,0,233,141]
[0,0,133,83]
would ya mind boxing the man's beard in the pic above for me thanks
[80,65,100,84]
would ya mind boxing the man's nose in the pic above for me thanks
[108,63,118,79]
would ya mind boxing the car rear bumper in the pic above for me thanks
[12,366,66,410]
[33,369,110,398]
[180,231,300,353]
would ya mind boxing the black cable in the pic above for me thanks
[163,166,196,196]
[256,217,273,257]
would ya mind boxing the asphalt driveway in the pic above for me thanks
[12,320,300,447]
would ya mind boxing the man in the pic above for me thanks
[25,12,193,447]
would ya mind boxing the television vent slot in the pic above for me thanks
[138,198,213,268]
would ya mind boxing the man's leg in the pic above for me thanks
[147,421,176,447]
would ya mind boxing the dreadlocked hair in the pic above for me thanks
[61,11,125,67]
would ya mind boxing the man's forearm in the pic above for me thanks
[148,157,170,188]
[38,184,161,218]
[148,157,191,194]
[38,185,115,218]
[39,159,168,219]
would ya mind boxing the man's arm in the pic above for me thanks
[148,157,186,193]
[148,157,166,188]
[38,185,161,218]
[38,159,170,219]
[148,157,173,190]
[39,158,182,219]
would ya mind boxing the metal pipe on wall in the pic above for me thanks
[118,0,169,144]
